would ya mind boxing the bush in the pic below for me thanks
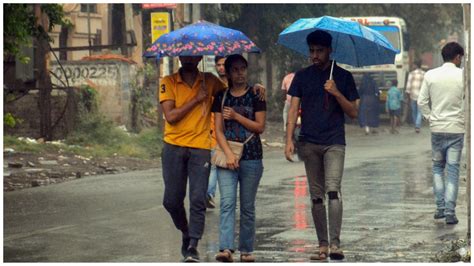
[135,128,163,158]
[4,113,16,128]
[66,114,129,148]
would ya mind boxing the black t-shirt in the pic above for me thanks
[211,88,266,160]
[288,63,359,145]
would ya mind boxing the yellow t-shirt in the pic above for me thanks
[158,71,226,150]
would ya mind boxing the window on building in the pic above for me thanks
[80,4,97,13]
[59,27,68,60]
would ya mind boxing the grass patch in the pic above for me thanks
[134,128,163,159]
[4,115,163,160]
[4,135,60,154]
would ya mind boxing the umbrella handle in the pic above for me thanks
[329,60,335,80]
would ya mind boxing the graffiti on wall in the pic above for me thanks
[51,64,120,86]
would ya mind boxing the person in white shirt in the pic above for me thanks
[417,42,465,225]
[405,59,425,133]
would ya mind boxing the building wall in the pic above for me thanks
[4,91,73,139]
[49,4,109,61]
[50,60,136,127]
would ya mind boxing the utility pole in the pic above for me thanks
[34,4,53,140]
[124,4,134,57]
[462,3,470,242]
[87,4,91,56]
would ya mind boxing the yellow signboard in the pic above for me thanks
[151,12,170,43]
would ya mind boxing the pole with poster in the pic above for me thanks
[151,12,171,77]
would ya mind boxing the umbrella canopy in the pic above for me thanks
[144,20,260,58]
[277,16,398,67]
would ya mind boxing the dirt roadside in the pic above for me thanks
[3,121,287,192]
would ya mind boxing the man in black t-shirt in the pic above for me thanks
[285,30,359,261]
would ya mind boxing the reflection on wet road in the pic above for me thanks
[250,128,467,262]
[4,126,468,262]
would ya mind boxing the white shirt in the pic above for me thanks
[417,62,465,133]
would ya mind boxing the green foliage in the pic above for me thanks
[4,113,17,128]
[64,113,163,159]
[66,113,128,147]
[4,4,36,58]
[3,135,57,153]
[135,128,163,158]
[130,63,157,133]
[204,3,464,74]
[77,85,99,113]
[4,4,71,59]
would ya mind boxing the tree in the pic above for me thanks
[4,4,70,61]
[202,4,464,121]
[4,4,70,140]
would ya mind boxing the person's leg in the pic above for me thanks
[298,141,328,248]
[187,148,211,247]
[238,160,264,254]
[410,100,417,127]
[431,133,447,217]
[444,134,464,221]
[207,165,217,196]
[323,145,345,249]
[390,114,395,132]
[207,149,218,208]
[414,101,423,130]
[217,167,239,252]
[161,143,190,256]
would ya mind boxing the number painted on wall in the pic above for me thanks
[51,64,120,86]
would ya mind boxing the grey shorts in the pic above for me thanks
[297,141,345,200]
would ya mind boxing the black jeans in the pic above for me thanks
[161,142,211,241]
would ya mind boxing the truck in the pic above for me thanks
[340,17,410,116]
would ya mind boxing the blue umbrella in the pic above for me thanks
[278,16,399,78]
[144,20,260,58]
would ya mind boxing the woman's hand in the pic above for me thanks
[225,152,240,170]
[223,107,238,120]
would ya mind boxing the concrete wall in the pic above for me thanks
[50,60,136,127]
[4,91,72,139]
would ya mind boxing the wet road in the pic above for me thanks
[4,125,468,262]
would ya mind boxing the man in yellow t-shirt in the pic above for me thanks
[159,55,226,262]
[159,55,265,262]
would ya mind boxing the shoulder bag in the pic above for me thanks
[211,89,254,168]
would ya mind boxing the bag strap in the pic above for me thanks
[220,88,255,144]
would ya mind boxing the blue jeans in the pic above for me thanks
[207,149,218,198]
[431,133,464,216]
[411,99,422,129]
[217,160,263,253]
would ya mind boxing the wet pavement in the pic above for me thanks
[3,125,468,262]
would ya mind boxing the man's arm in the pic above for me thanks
[417,78,431,119]
[285,96,300,162]
[161,87,207,124]
[324,80,358,119]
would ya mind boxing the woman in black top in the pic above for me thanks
[211,54,266,262]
